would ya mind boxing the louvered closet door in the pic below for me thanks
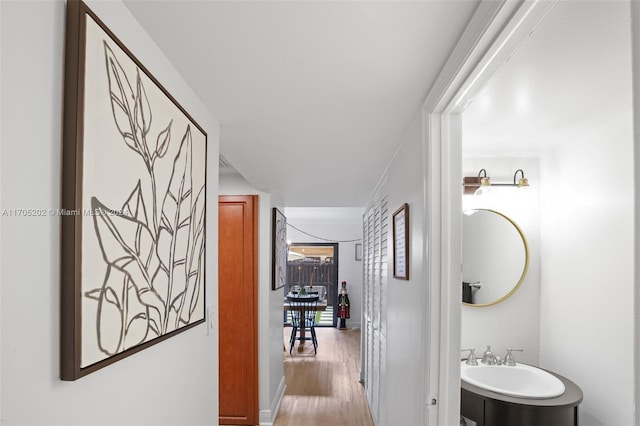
[362,180,388,424]
[364,206,375,411]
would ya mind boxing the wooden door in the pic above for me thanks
[219,195,258,425]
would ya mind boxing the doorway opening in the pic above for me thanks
[284,243,339,327]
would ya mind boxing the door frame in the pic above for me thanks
[422,1,559,424]
[286,242,339,327]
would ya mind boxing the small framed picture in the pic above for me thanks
[392,203,409,280]
[355,243,363,261]
[271,208,287,290]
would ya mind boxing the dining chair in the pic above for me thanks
[287,295,319,354]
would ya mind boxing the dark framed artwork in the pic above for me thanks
[61,1,207,380]
[392,203,409,280]
[272,208,287,290]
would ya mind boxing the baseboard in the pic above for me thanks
[271,376,287,422]
[259,410,272,425]
[259,376,286,425]
[346,319,361,329]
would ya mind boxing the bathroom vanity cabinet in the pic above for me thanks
[461,369,583,426]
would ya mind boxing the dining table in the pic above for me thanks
[283,294,328,352]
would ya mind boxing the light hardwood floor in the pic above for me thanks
[274,327,374,426]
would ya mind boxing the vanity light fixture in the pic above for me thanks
[513,169,529,188]
[462,168,530,195]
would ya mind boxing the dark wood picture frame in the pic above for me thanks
[61,0,207,380]
[271,208,287,290]
[392,203,409,280]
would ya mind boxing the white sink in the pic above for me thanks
[461,361,566,399]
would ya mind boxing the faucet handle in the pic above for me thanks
[461,348,478,366]
[504,348,524,366]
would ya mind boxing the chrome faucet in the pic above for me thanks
[481,345,503,365]
[503,348,524,366]
[481,345,494,364]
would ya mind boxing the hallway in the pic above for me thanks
[275,328,373,426]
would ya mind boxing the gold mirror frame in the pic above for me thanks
[463,209,530,307]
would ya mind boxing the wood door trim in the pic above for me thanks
[219,195,259,425]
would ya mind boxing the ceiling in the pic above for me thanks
[123,0,480,207]
[463,1,631,158]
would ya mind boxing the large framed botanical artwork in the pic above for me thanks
[61,1,207,380]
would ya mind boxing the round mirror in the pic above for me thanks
[462,209,529,307]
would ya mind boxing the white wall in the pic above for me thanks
[539,108,634,425]
[1,1,220,424]
[284,207,363,329]
[377,114,427,426]
[219,170,285,425]
[536,4,634,425]
[633,2,640,423]
[460,158,541,366]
